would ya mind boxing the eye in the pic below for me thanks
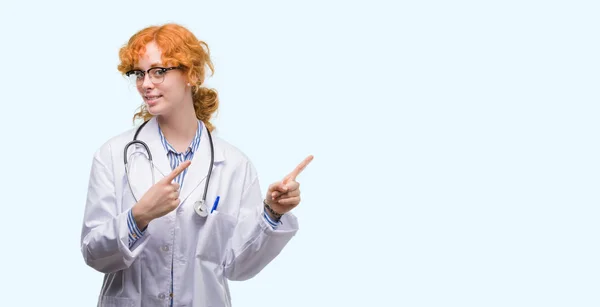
[126,70,144,80]
[151,68,167,77]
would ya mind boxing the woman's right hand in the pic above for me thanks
[131,160,192,229]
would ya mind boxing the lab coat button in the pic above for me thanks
[161,245,169,252]
[158,293,166,300]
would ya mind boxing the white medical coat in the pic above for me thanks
[80,117,299,307]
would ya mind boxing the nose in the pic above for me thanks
[141,73,154,89]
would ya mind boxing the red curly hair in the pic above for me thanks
[117,23,219,132]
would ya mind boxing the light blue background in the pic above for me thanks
[0,0,598,306]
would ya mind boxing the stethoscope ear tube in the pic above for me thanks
[203,126,215,203]
[124,140,153,165]
[124,120,153,165]
[193,128,214,218]
[123,120,155,203]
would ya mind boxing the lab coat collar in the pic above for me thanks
[158,119,203,155]
[178,119,224,203]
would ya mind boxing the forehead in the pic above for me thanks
[134,41,163,69]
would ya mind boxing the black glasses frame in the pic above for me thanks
[125,66,181,84]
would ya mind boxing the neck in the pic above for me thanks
[156,102,198,151]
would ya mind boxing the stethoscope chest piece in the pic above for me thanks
[194,200,209,217]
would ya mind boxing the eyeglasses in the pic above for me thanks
[125,67,181,85]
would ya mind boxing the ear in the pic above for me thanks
[186,70,203,88]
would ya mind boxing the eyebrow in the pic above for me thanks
[132,63,164,70]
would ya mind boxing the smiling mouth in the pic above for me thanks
[145,95,163,102]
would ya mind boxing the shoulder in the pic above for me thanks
[210,134,258,176]
[92,125,140,165]
[212,135,251,163]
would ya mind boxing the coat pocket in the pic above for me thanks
[195,211,237,264]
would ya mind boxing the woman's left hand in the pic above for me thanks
[265,155,314,217]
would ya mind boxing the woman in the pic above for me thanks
[80,23,313,307]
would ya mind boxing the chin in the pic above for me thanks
[146,103,164,116]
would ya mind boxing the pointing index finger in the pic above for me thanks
[163,160,191,182]
[284,155,314,183]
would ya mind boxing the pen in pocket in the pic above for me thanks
[211,196,220,213]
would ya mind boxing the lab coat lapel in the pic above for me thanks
[134,117,172,178]
[179,123,223,204]
[126,149,155,202]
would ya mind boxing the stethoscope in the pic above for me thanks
[123,119,215,217]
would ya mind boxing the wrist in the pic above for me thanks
[263,200,283,221]
[131,203,151,230]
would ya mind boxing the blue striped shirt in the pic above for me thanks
[125,120,280,303]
